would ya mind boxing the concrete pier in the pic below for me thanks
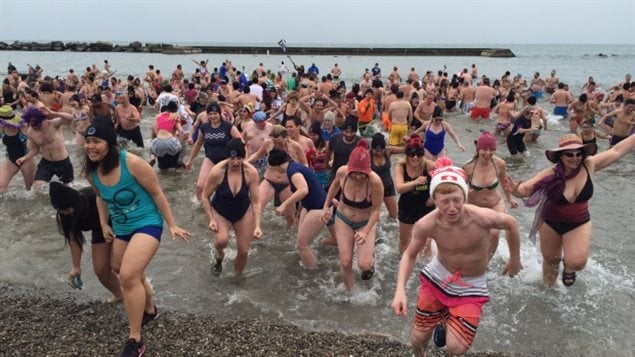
[0,41,515,57]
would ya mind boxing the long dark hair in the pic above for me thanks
[56,190,90,250]
[83,143,120,177]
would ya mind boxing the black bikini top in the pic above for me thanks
[341,176,372,209]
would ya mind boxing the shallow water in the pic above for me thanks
[1,45,634,356]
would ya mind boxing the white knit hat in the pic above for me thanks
[430,166,468,201]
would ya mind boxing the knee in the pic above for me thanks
[446,339,469,356]
[339,259,353,272]
[214,235,229,249]
[118,270,140,289]
[93,264,113,280]
[563,257,587,272]
[357,257,374,272]
[543,254,562,266]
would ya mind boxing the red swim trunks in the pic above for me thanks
[470,106,491,120]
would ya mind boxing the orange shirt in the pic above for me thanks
[358,98,376,123]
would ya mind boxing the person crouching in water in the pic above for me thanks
[392,164,522,357]
[49,181,123,301]
[149,101,185,170]
[201,139,263,276]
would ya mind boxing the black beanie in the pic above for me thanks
[267,148,289,166]
[49,181,80,210]
[371,133,386,149]
[85,123,117,147]
[224,138,246,159]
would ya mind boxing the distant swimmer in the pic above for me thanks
[392,165,521,357]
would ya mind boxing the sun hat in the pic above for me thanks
[0,105,24,128]
[545,134,597,163]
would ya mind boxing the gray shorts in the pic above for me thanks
[151,137,181,157]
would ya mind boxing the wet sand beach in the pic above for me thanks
[0,283,520,356]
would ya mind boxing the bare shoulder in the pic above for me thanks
[465,204,505,225]
[413,210,438,234]
[243,162,260,183]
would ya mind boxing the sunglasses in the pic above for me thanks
[562,151,583,158]
[406,149,425,157]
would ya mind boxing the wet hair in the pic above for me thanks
[527,96,537,105]
[390,84,399,94]
[55,188,93,249]
[506,92,516,102]
[396,91,405,99]
[579,93,588,102]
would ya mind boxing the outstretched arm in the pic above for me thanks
[589,133,635,172]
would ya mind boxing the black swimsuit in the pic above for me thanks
[397,163,434,224]
[2,131,28,166]
[211,165,251,223]
[371,153,395,197]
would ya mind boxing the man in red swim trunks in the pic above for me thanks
[470,78,496,122]
[392,166,522,357]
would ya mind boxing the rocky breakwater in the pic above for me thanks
[0,41,515,57]
[0,41,201,54]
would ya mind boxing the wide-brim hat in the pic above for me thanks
[0,105,23,127]
[545,134,597,163]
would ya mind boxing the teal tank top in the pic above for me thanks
[91,150,163,235]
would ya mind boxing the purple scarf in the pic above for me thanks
[524,162,582,243]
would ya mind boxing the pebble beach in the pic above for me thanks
[0,282,523,357]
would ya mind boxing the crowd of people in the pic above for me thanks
[1,58,634,357]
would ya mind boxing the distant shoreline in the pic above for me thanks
[0,40,515,57]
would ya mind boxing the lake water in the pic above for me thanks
[0,44,634,356]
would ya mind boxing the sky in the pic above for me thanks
[1,0,634,45]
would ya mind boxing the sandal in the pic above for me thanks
[67,273,83,290]
[562,270,576,287]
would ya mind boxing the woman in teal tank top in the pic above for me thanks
[83,123,190,357]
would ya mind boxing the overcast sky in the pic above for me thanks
[1,0,634,45]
